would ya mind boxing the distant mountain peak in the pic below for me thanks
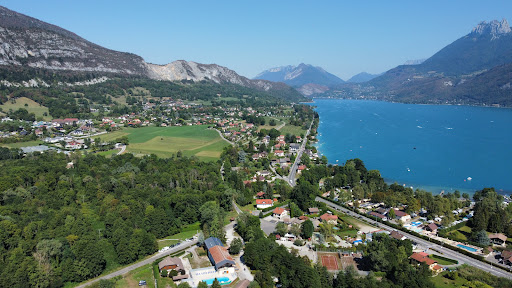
[471,19,511,40]
[254,63,344,89]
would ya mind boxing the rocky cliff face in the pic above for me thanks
[0,5,302,99]
[0,6,150,75]
[147,60,291,92]
[471,19,511,40]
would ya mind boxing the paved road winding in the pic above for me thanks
[75,240,198,288]
[315,196,512,279]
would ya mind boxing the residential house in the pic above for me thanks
[289,143,300,153]
[375,207,388,215]
[273,207,288,219]
[410,252,443,274]
[489,233,507,247]
[158,257,188,280]
[393,209,411,223]
[308,207,320,214]
[369,212,387,221]
[274,150,285,157]
[320,213,338,224]
[256,191,265,198]
[204,237,236,270]
[390,230,406,241]
[256,199,274,209]
[425,223,438,234]
[501,250,512,266]
[297,165,307,174]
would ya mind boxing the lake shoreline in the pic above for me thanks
[310,97,512,110]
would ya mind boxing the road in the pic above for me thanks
[75,240,198,288]
[315,197,512,279]
[212,128,234,145]
[116,144,126,155]
[286,120,314,187]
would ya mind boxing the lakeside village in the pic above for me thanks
[0,98,316,158]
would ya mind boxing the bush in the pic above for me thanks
[160,269,168,277]
[293,239,305,246]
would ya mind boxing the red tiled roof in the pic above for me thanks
[256,192,265,197]
[320,213,338,221]
[410,252,436,266]
[256,199,273,205]
[369,212,386,219]
[209,245,234,264]
[273,207,286,215]
[394,209,409,217]
[432,264,443,271]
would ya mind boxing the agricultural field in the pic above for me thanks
[99,125,229,161]
[279,123,306,136]
[0,140,43,148]
[0,97,51,120]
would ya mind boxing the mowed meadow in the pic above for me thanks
[101,125,229,161]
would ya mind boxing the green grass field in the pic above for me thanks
[115,264,155,288]
[100,125,229,161]
[1,140,43,148]
[279,124,306,136]
[0,97,51,121]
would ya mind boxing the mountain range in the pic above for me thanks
[326,19,512,106]
[1,4,512,106]
[254,63,382,96]
[0,5,304,102]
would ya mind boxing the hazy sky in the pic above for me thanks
[3,0,512,80]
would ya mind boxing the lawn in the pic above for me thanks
[279,124,306,136]
[100,125,229,161]
[446,225,472,242]
[431,272,468,288]
[1,140,43,148]
[115,264,155,288]
[158,222,201,249]
[429,254,458,265]
[0,97,51,120]
[336,229,359,238]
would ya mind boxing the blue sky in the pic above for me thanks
[2,1,512,80]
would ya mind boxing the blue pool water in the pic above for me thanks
[411,222,422,226]
[309,99,512,194]
[457,244,478,252]
[203,277,231,285]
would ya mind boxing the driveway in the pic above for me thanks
[260,216,278,235]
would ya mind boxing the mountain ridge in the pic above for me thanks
[321,19,512,106]
[254,63,344,87]
[0,5,304,102]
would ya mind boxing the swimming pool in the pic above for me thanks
[457,244,478,252]
[203,277,232,285]
[411,222,422,226]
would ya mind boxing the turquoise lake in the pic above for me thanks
[309,99,512,195]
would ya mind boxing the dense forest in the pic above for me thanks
[0,151,228,287]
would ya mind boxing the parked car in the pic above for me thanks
[138,280,147,286]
